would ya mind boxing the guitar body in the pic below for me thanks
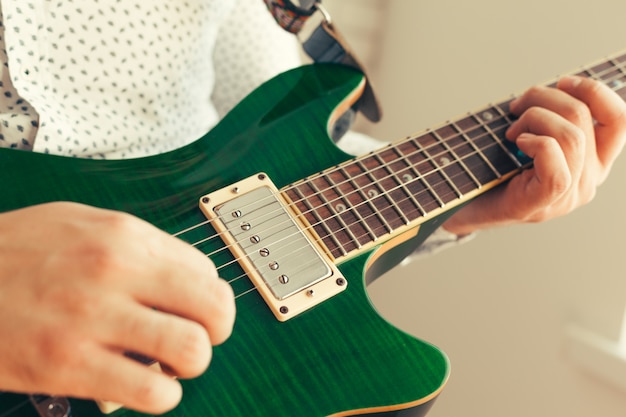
[0,64,449,416]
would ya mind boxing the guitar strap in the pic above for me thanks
[262,0,382,124]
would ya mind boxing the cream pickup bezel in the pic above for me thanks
[199,173,347,322]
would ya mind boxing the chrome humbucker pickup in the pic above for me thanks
[199,173,347,321]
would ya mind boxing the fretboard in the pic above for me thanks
[284,50,626,260]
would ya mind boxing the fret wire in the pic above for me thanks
[454,111,503,179]
[440,126,482,190]
[336,166,380,243]
[489,103,525,167]
[372,151,413,225]
[588,60,620,83]
[217,53,624,264]
[356,155,407,231]
[404,137,447,207]
[603,57,626,90]
[412,130,463,202]
[191,59,621,262]
[169,60,626,268]
[397,146,429,216]
[289,184,347,258]
[342,162,390,240]
[308,176,363,250]
[228,61,624,234]
[213,54,626,238]
[318,145,527,257]
[472,106,522,174]
[355,159,395,235]
[322,170,374,247]
[236,59,624,260]
[395,139,435,215]
[228,139,522,268]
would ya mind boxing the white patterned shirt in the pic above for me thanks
[0,0,468,254]
[0,0,301,158]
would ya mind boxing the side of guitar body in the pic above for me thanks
[0,64,450,417]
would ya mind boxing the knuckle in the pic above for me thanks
[98,210,139,235]
[35,330,89,383]
[133,379,165,409]
[68,240,125,283]
[563,100,592,126]
[563,125,586,154]
[131,378,180,414]
[525,85,546,99]
[550,173,572,197]
[544,159,572,197]
[177,323,211,377]
[523,105,543,119]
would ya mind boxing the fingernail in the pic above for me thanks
[559,75,583,89]
[516,132,534,141]
[505,120,518,139]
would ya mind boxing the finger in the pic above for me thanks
[66,347,183,414]
[117,224,236,346]
[508,82,595,156]
[506,106,586,184]
[514,133,572,203]
[101,303,213,379]
[509,84,589,121]
[77,207,236,346]
[557,75,626,169]
[132,263,236,347]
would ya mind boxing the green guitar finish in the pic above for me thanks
[0,64,449,417]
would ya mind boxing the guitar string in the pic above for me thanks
[184,92,518,256]
[215,60,626,239]
[222,156,515,297]
[186,66,626,268]
[222,74,626,298]
[218,160,500,293]
[186,108,517,264]
[2,59,623,417]
[177,58,626,255]
[0,88,531,417]
[3,65,625,417]
[185,67,626,297]
[180,65,626,298]
[222,115,574,295]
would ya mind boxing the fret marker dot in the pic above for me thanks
[367,189,379,198]
[335,203,346,213]
[610,79,624,89]
[439,157,451,166]
[482,111,494,121]
[402,174,413,182]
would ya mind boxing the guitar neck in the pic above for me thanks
[283,50,626,261]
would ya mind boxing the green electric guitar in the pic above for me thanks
[1,50,625,417]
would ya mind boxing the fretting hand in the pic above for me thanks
[443,75,626,235]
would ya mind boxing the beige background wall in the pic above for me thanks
[324,1,626,416]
